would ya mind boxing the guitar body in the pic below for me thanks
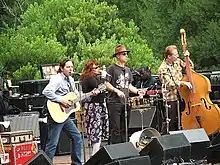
[47,92,81,123]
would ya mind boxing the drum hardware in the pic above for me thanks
[129,96,151,109]
[177,98,182,130]
[139,109,145,130]
[129,127,161,151]
[147,85,163,132]
[164,85,171,134]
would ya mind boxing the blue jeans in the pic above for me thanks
[45,118,82,165]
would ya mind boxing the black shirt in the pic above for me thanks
[82,76,105,103]
[106,64,133,104]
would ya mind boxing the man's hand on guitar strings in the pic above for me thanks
[61,99,72,108]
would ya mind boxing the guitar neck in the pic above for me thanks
[74,91,94,103]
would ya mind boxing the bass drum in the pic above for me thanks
[129,127,161,151]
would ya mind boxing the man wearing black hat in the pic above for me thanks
[105,44,145,144]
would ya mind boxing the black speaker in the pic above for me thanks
[140,133,191,165]
[129,106,156,128]
[55,129,71,155]
[19,79,49,95]
[9,95,46,112]
[169,128,210,160]
[207,143,220,164]
[24,151,52,165]
[211,132,220,145]
[84,142,139,165]
[55,118,77,155]
[105,155,151,165]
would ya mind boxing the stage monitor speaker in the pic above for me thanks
[105,155,151,165]
[169,128,210,160]
[207,143,220,164]
[84,142,139,165]
[129,106,156,129]
[24,151,52,165]
[140,133,191,165]
[211,132,220,145]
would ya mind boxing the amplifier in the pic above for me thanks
[18,79,49,95]
[3,112,40,139]
[129,106,156,129]
[9,95,46,114]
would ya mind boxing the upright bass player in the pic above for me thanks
[158,44,194,134]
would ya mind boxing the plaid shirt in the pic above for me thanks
[158,58,186,101]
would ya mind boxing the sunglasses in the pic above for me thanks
[121,52,128,56]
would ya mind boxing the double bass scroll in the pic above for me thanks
[179,29,220,135]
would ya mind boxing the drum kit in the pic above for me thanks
[128,86,164,150]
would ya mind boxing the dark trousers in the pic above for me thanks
[161,101,179,134]
[107,103,131,144]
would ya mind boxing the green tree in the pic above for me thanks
[0,0,160,81]
[104,0,220,70]
[0,0,44,31]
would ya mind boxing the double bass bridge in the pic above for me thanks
[190,102,201,107]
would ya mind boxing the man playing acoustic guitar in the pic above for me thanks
[42,58,99,165]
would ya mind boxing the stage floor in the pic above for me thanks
[54,155,71,165]
[54,137,101,164]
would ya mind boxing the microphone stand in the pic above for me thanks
[122,68,129,142]
[78,82,87,162]
[167,68,182,130]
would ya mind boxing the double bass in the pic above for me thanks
[179,29,220,135]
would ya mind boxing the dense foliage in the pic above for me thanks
[1,0,220,81]
[104,0,220,70]
[0,0,156,81]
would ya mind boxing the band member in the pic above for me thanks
[105,44,145,144]
[42,58,83,165]
[80,60,109,155]
[135,66,157,89]
[158,45,193,133]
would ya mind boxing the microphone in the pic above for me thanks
[100,70,112,78]
[133,70,140,76]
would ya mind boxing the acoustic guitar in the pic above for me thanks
[47,84,106,123]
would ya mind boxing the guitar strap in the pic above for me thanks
[66,77,74,92]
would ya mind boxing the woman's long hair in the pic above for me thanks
[80,60,100,81]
